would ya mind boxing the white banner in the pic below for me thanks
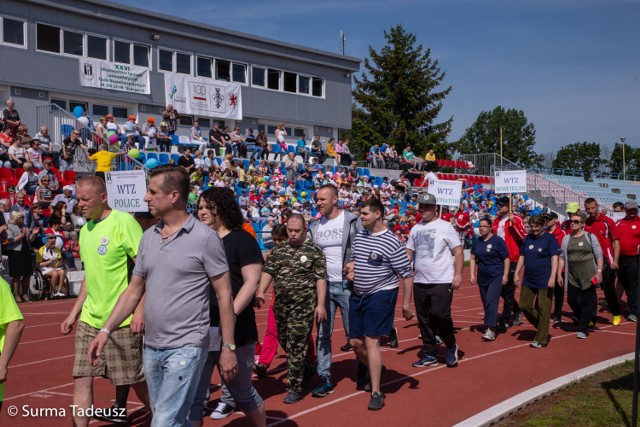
[428,179,463,206]
[80,58,150,94]
[105,170,148,212]
[494,170,527,194]
[164,75,242,120]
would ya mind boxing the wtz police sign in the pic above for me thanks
[494,170,527,194]
[105,170,148,212]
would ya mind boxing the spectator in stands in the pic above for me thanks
[16,162,39,195]
[368,144,384,168]
[8,136,27,168]
[425,149,437,170]
[209,123,224,155]
[284,152,300,184]
[178,148,196,173]
[402,145,423,170]
[121,115,145,150]
[190,119,207,152]
[326,138,336,162]
[262,216,275,249]
[162,104,180,135]
[70,204,85,231]
[35,176,54,208]
[86,144,119,181]
[275,123,287,153]
[296,134,310,163]
[14,124,32,147]
[27,139,44,169]
[221,127,234,156]
[95,117,108,144]
[7,211,37,303]
[0,199,10,225]
[193,150,206,170]
[0,126,12,149]
[514,215,559,348]
[61,130,87,172]
[38,159,60,193]
[10,192,32,229]
[34,126,59,168]
[256,130,268,160]
[105,114,120,136]
[2,99,20,136]
[229,127,245,157]
[50,201,77,241]
[142,117,158,151]
[45,216,76,271]
[245,128,263,160]
[340,139,353,166]
[36,233,66,297]
[311,136,326,164]
[157,122,171,153]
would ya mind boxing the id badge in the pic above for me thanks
[367,251,383,266]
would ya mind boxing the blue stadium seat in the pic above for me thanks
[170,153,180,164]
[61,124,74,138]
[158,153,170,165]
[146,152,158,162]
[171,135,180,146]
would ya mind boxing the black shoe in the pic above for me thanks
[93,404,128,424]
[340,342,353,352]
[368,392,385,411]
[283,391,302,404]
[253,363,267,378]
[553,314,562,325]
[388,327,399,348]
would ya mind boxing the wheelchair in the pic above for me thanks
[28,261,70,301]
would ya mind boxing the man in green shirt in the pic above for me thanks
[0,277,24,410]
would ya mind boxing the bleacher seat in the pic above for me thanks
[146,152,158,163]
[61,124,74,138]
[158,153,170,165]
[170,154,180,164]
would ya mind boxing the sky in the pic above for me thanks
[112,0,639,157]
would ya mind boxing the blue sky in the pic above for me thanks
[113,0,638,157]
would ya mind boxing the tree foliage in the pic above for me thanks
[456,106,542,167]
[351,24,452,159]
[609,143,640,178]
[552,142,602,181]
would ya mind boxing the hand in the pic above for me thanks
[507,213,515,222]
[314,305,327,323]
[547,278,555,289]
[131,310,144,333]
[557,276,564,287]
[469,275,476,286]
[87,332,109,366]
[255,292,266,309]
[514,275,520,287]
[612,261,619,270]
[402,305,415,320]
[218,348,238,383]
[452,273,462,290]
[502,275,509,286]
[595,272,603,285]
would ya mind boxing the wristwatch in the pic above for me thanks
[222,342,236,351]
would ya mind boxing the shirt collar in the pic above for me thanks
[153,214,196,235]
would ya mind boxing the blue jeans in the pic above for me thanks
[247,144,263,159]
[316,280,350,378]
[143,345,208,427]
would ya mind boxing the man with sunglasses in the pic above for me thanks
[37,159,60,193]
[61,130,87,173]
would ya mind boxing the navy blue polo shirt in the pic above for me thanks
[471,235,509,286]
[520,232,560,289]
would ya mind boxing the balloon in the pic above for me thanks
[108,134,119,144]
[145,158,158,169]
[77,116,89,127]
[128,148,140,159]
[73,106,84,118]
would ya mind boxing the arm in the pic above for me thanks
[452,245,464,290]
[315,278,327,323]
[557,259,565,287]
[0,319,24,384]
[255,271,273,308]
[548,255,558,288]
[612,240,620,270]
[469,254,477,285]
[210,271,238,383]
[130,294,146,334]
[513,256,525,287]
[502,258,511,285]
[61,278,87,334]
[233,263,262,315]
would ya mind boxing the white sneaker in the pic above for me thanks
[482,328,496,341]
[210,402,235,420]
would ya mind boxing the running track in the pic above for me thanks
[2,273,634,426]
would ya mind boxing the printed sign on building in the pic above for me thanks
[80,58,150,94]
[164,74,242,120]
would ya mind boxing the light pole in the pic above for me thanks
[621,137,627,180]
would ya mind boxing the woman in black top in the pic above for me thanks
[189,187,265,426]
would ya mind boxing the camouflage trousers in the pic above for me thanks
[274,286,317,393]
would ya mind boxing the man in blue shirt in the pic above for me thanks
[296,135,310,163]
[369,144,384,168]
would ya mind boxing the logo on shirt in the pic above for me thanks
[98,245,107,255]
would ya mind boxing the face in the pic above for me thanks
[15,215,24,225]
[71,131,80,140]
[197,199,216,227]
[286,217,305,245]
[43,162,51,169]
[144,175,176,217]
[41,127,48,135]
[360,206,380,230]
[584,202,598,218]
[46,235,56,247]
[76,184,107,221]
[530,221,545,236]
[498,204,509,215]
[289,153,295,159]
[418,204,437,222]
[316,188,337,216]
[479,221,491,237]
[16,193,24,205]
[570,215,584,231]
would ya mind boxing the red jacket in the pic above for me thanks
[615,215,640,257]
[549,225,566,246]
[585,212,617,265]
[492,214,527,263]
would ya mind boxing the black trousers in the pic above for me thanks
[618,256,639,316]
[567,285,596,333]
[500,264,521,322]
[601,262,621,316]
[413,283,456,356]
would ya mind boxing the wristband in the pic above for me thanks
[597,269,602,272]
[99,328,111,337]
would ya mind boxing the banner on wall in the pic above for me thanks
[164,74,242,120]
[79,58,150,94]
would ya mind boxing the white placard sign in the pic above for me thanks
[105,170,148,212]
[80,58,150,94]
[607,211,625,222]
[164,74,243,120]
[494,170,527,194]
[428,179,463,206]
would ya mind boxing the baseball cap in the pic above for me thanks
[565,202,580,213]
[63,185,73,191]
[106,114,114,119]
[417,192,437,205]
[496,196,510,206]
[147,117,155,122]
[544,212,558,220]
[128,115,136,120]
[625,199,638,210]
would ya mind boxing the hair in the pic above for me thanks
[48,216,61,225]
[287,213,306,226]
[479,217,492,228]
[613,201,624,210]
[9,210,24,224]
[23,161,33,172]
[572,211,587,223]
[584,197,597,206]
[363,197,384,216]
[51,201,67,218]
[198,187,244,231]
[528,215,546,227]
[318,184,338,198]
[148,165,190,202]
[76,175,107,194]
[271,223,288,241]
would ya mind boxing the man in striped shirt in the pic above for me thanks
[345,198,414,411]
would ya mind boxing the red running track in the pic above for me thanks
[2,273,635,426]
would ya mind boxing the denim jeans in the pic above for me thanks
[316,280,350,378]
[247,144,263,159]
[143,345,208,427]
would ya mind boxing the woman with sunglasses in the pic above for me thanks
[470,217,510,341]
[557,212,603,339]
[514,215,560,348]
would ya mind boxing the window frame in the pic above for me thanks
[113,39,151,68]
[175,51,192,75]
[196,55,213,78]
[158,49,174,73]
[251,66,266,87]
[86,33,108,60]
[1,16,27,49]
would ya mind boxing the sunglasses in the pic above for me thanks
[73,133,80,135]
[571,220,583,224]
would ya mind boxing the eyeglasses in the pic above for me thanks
[571,220,583,225]
[46,236,56,240]
[73,133,80,135]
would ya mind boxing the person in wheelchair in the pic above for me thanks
[36,233,67,298]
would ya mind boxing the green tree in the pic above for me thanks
[609,143,640,178]
[351,24,453,160]
[456,106,542,167]
[552,142,602,181]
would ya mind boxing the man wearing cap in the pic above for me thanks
[561,202,581,232]
[120,116,145,149]
[407,192,463,368]
[491,196,527,329]
[584,197,622,325]
[613,200,640,322]
[545,212,566,325]
[141,117,158,151]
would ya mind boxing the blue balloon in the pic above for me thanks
[145,158,158,169]
[73,106,84,118]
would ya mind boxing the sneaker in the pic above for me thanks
[311,376,334,398]
[340,342,353,351]
[552,314,562,325]
[481,328,496,341]
[368,391,385,411]
[388,327,399,348]
[210,402,235,420]
[253,363,267,378]
[628,314,637,322]
[283,391,302,404]
[512,312,523,326]
[445,343,459,367]
[576,332,587,339]
[356,361,371,391]
[613,315,622,326]
[530,341,547,348]
[93,404,127,424]
[412,355,438,367]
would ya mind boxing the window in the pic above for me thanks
[176,53,191,75]
[267,69,280,90]
[197,56,212,78]
[87,35,107,59]
[257,124,265,133]
[112,106,128,119]
[114,40,130,64]
[197,118,211,128]
[179,115,194,126]
[63,30,83,56]
[283,72,297,93]
[232,63,247,84]
[252,67,265,87]
[69,101,88,115]
[216,59,230,81]
[133,44,149,67]
[3,18,25,46]
[298,75,310,94]
[92,104,109,116]
[312,77,324,97]
[267,125,277,135]
[36,24,60,53]
[294,128,305,137]
[51,99,67,110]
[159,49,173,71]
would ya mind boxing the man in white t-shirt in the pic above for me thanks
[407,192,463,368]
[309,184,360,398]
